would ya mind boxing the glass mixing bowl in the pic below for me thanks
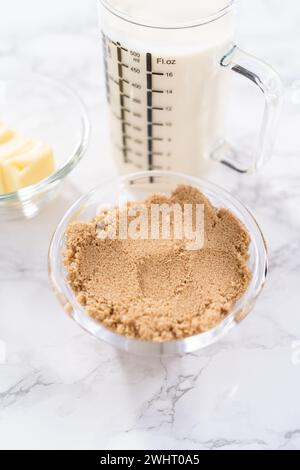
[0,73,90,220]
[49,171,268,356]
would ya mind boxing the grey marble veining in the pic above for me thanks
[0,0,299,450]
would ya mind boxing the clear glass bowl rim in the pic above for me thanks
[0,73,90,202]
[49,170,268,356]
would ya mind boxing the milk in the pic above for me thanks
[101,0,236,176]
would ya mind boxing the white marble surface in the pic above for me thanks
[0,0,300,450]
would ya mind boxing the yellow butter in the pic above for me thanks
[1,141,55,193]
[0,123,14,144]
[0,134,33,161]
[0,131,33,194]
[0,135,34,193]
[0,124,55,194]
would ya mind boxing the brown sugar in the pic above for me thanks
[64,185,252,342]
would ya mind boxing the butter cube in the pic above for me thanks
[2,141,55,193]
[0,121,55,194]
[0,135,34,193]
[0,134,33,161]
[0,123,14,144]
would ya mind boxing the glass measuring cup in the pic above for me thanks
[99,0,283,176]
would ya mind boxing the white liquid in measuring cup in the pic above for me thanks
[101,0,235,176]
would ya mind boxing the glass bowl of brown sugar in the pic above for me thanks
[48,171,267,356]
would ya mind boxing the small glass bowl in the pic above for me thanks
[0,73,90,220]
[49,171,267,356]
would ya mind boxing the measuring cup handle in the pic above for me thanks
[212,45,283,173]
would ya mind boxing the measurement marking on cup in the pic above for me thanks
[108,37,127,51]
[110,74,130,86]
[116,41,130,163]
[109,75,119,86]
[146,52,153,174]
[117,145,133,153]
[104,36,176,172]
[102,35,110,104]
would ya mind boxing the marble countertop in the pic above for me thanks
[0,0,300,450]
